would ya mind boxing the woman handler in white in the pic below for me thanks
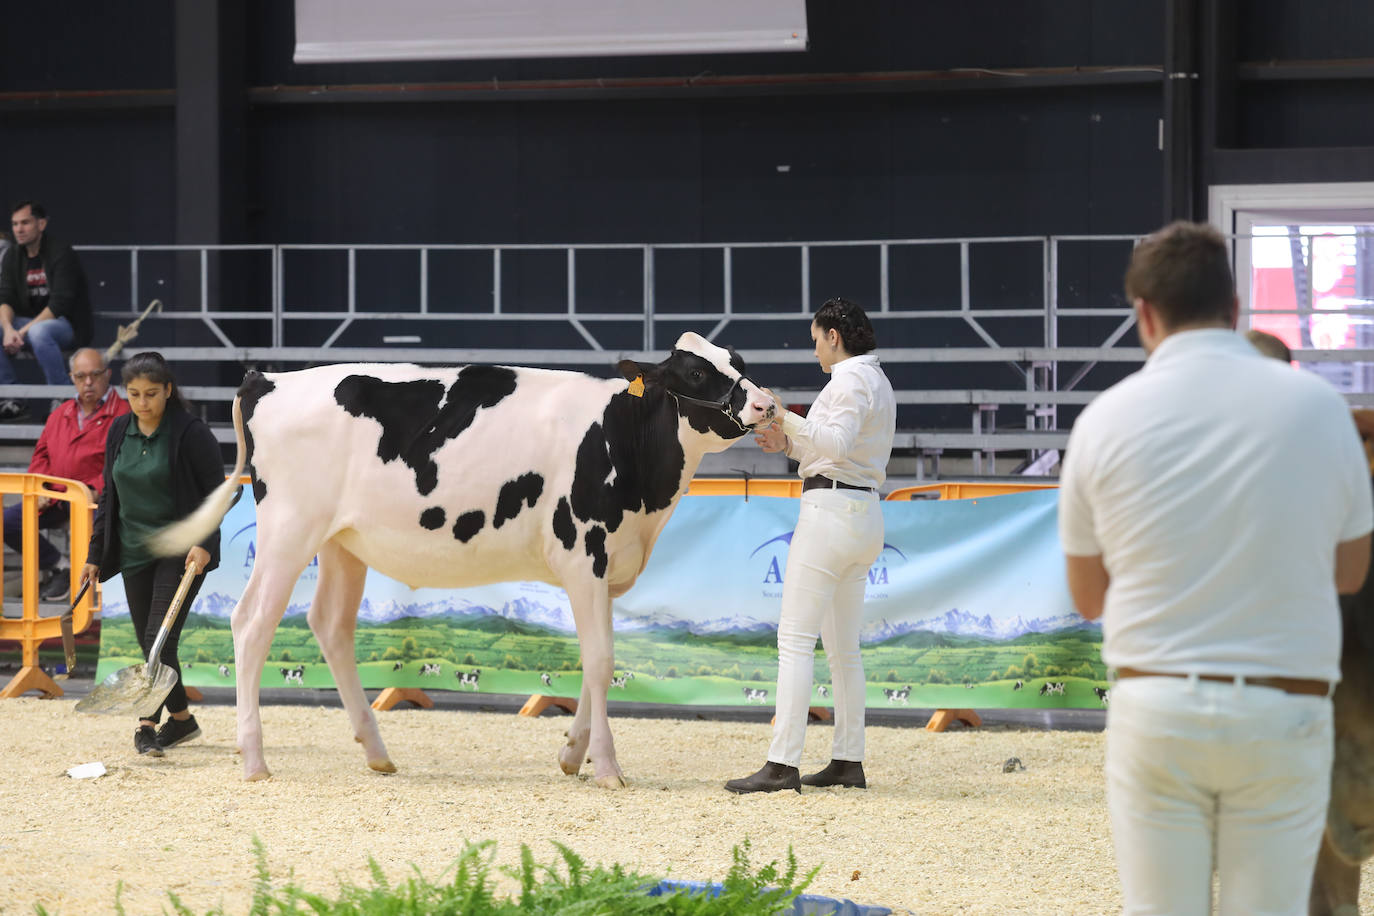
[725,297,896,794]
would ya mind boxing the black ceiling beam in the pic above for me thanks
[1163,0,1200,222]
[0,66,1163,113]
[174,0,246,245]
[1237,59,1374,81]
[1211,147,1374,185]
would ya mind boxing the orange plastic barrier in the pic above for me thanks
[886,481,1058,501]
[686,477,806,498]
[0,473,98,699]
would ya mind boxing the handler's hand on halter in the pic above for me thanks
[754,421,787,453]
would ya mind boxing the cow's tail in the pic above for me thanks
[148,393,249,557]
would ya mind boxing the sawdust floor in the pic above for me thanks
[1,699,1371,915]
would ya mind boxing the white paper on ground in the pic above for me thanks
[66,762,106,779]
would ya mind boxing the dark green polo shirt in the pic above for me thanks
[113,418,175,572]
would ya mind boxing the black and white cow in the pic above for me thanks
[1013,680,1024,691]
[152,333,775,786]
[457,668,481,690]
[883,685,912,706]
[743,687,769,704]
[218,664,230,678]
[540,672,554,688]
[420,662,442,677]
[1092,686,1109,706]
[816,684,830,699]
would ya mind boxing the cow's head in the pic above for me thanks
[616,332,776,440]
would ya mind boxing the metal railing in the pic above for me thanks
[55,231,1374,470]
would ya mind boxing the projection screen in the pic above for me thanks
[294,0,809,63]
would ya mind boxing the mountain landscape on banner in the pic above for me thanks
[861,608,1099,643]
[105,589,1095,645]
[103,591,583,631]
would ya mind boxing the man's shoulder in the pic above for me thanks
[40,234,74,256]
[1071,371,1148,433]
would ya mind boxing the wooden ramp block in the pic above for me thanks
[371,687,434,711]
[519,694,578,717]
[0,665,64,700]
[184,686,204,702]
[770,706,833,725]
[925,708,982,732]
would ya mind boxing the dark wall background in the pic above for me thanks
[2,0,1373,426]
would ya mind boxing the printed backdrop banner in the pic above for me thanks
[96,488,1106,709]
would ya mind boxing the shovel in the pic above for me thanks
[76,563,200,716]
[54,580,93,680]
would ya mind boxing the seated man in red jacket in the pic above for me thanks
[4,347,129,600]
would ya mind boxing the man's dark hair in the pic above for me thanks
[813,297,877,355]
[10,200,46,220]
[1124,221,1235,328]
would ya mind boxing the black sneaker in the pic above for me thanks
[0,400,29,423]
[156,715,201,749]
[39,566,69,602]
[134,725,164,756]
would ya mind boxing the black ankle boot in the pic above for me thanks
[800,759,866,788]
[724,761,801,794]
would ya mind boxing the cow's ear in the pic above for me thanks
[616,359,658,384]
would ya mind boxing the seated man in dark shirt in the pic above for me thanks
[0,201,94,422]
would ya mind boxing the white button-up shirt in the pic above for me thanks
[780,353,896,489]
[1059,329,1373,682]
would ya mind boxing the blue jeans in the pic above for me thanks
[0,316,75,385]
[2,499,69,570]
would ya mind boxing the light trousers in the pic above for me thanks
[1106,675,1334,916]
[767,488,883,768]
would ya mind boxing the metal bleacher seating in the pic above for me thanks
[3,233,1369,478]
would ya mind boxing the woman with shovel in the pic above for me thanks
[79,352,223,756]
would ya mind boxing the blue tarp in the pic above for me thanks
[646,879,893,915]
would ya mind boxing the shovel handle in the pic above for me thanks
[145,563,201,670]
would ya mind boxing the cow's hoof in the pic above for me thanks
[558,753,582,776]
[594,773,628,789]
[368,758,397,774]
[243,768,272,782]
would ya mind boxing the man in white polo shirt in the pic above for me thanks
[1058,221,1373,915]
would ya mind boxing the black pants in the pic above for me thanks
[124,557,204,722]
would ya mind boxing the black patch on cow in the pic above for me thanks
[493,472,544,529]
[658,350,752,441]
[552,497,576,550]
[237,371,277,503]
[419,507,446,530]
[584,525,608,578]
[452,510,485,543]
[568,387,685,534]
[334,366,519,496]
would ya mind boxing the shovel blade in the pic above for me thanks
[74,663,179,716]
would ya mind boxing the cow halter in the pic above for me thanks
[664,375,756,432]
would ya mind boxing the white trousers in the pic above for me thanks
[1105,676,1334,916]
[767,488,883,768]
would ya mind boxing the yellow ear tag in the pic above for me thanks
[627,376,645,398]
